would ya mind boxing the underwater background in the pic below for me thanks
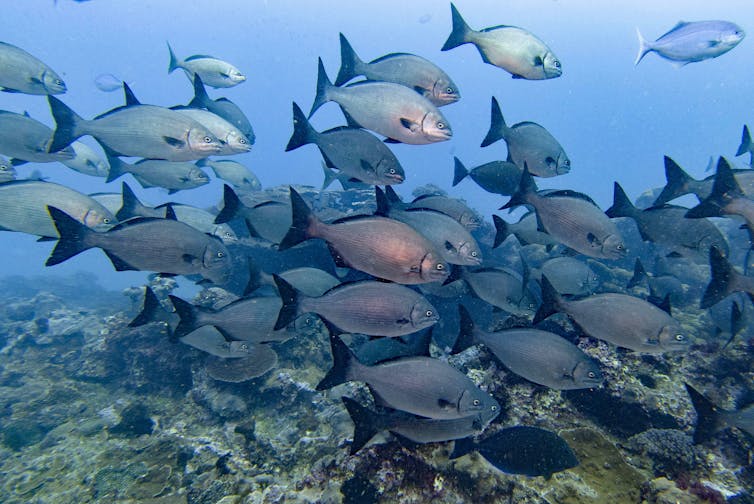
[1,0,754,503]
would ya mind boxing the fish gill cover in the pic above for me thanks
[0,0,752,502]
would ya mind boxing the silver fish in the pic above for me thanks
[168,42,245,88]
[179,326,256,358]
[172,108,252,155]
[187,75,255,141]
[635,21,744,66]
[449,266,538,318]
[406,193,481,231]
[531,256,599,296]
[0,110,74,164]
[196,159,261,191]
[61,141,109,177]
[0,41,66,94]
[492,212,560,249]
[106,155,209,194]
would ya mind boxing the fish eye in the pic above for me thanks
[554,60,561,68]
[436,264,444,270]
[389,168,396,174]
[103,218,111,224]
[564,159,571,166]
[55,79,63,85]
[437,122,445,129]
[446,87,454,94]
[675,334,685,341]
[239,138,247,144]
[240,343,248,350]
[588,371,596,378]
[217,252,224,258]
[491,405,497,411]
[473,399,480,406]
[204,136,212,143]
[425,310,433,317]
[617,244,624,250]
[471,251,478,257]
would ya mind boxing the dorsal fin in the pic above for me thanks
[123,82,141,106]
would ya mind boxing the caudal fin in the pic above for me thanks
[316,331,358,390]
[320,162,338,191]
[285,102,317,152]
[452,157,469,187]
[449,437,476,460]
[45,206,95,266]
[188,74,210,109]
[634,28,652,66]
[480,97,507,148]
[605,182,638,219]
[169,295,200,339]
[278,187,316,251]
[492,214,510,249]
[654,156,696,205]
[342,397,383,455]
[686,157,741,219]
[627,258,648,289]
[309,58,333,118]
[214,184,243,224]
[500,165,536,211]
[700,246,736,309]
[533,275,564,324]
[335,33,364,86]
[129,287,165,327]
[104,153,130,184]
[47,96,85,153]
[116,182,147,221]
[167,42,180,74]
[685,383,723,444]
[452,304,477,354]
[441,3,472,51]
[272,274,303,330]
[736,125,754,165]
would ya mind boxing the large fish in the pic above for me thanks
[286,102,405,186]
[317,333,500,422]
[0,41,66,94]
[196,159,261,191]
[335,33,460,106]
[700,246,754,309]
[454,306,602,390]
[172,108,252,155]
[187,75,255,141]
[214,185,291,244]
[309,58,452,145]
[278,187,448,284]
[502,168,626,259]
[685,383,754,443]
[46,207,232,284]
[105,154,209,194]
[273,275,439,337]
[535,276,689,353]
[441,3,562,80]
[635,21,744,66]
[481,97,570,177]
[167,42,245,88]
[47,93,223,161]
[0,180,115,238]
[654,155,754,205]
[0,110,74,164]
[452,156,522,196]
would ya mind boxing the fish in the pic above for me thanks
[320,162,371,191]
[128,286,178,333]
[450,426,578,478]
[406,193,481,231]
[172,108,252,154]
[45,207,232,285]
[736,125,754,166]
[700,246,754,309]
[94,73,124,92]
[502,168,626,259]
[286,102,405,186]
[205,346,279,383]
[187,75,255,141]
[654,156,754,205]
[0,110,74,164]
[635,21,745,67]
[453,305,602,390]
[685,383,754,443]
[530,256,599,296]
[606,181,729,259]
[0,156,16,182]
[105,154,210,194]
[452,156,522,196]
[481,98,570,177]
[273,275,439,337]
[626,258,683,304]
[317,333,500,422]
[445,265,538,317]
[335,33,460,106]
[0,180,115,238]
[309,58,452,145]
[246,266,340,298]
[179,327,257,359]
[61,141,110,177]
[115,182,166,220]
[342,397,490,455]
[353,329,432,366]
[376,187,482,266]
[0,41,66,94]
[47,91,223,161]
[196,159,261,191]
[214,185,291,244]
[441,3,562,80]
[535,275,689,353]
[492,213,560,249]
[167,42,246,88]
[278,187,448,284]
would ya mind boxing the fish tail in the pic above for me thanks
[189,74,209,108]
[316,332,357,391]
[442,264,463,286]
[335,33,365,86]
[128,287,163,327]
[626,258,648,289]
[104,153,129,184]
[116,182,145,221]
[167,41,180,74]
[279,187,317,250]
[701,246,736,308]
[684,383,723,444]
[480,97,507,148]
[272,274,303,330]
[500,165,536,211]
[374,186,391,216]
[321,162,337,191]
[452,157,469,187]
[242,259,264,297]
[452,305,476,353]
[605,182,637,219]
[47,96,84,153]
[533,275,563,324]
[45,206,95,266]
[341,397,383,455]
[736,125,752,157]
[309,57,333,118]
[492,214,510,249]
[169,295,199,339]
[654,156,696,205]
[285,102,317,151]
[634,27,652,66]
[214,184,243,224]
[448,436,475,459]
[686,158,742,219]
[441,2,472,51]
[384,186,402,205]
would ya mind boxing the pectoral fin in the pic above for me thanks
[400,118,420,132]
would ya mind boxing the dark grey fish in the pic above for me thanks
[626,258,683,304]
[214,184,291,244]
[0,41,66,94]
[320,162,372,191]
[0,156,16,182]
[353,329,432,366]
[700,246,754,309]
[445,265,538,317]
[278,187,448,285]
[168,42,245,89]
[450,426,578,478]
[654,155,754,205]
[196,159,260,190]
[335,33,460,106]
[685,383,754,443]
[535,276,689,353]
[342,397,490,455]
[179,327,257,358]
[441,3,562,80]
[454,306,602,390]
[736,125,754,166]
[452,156,522,196]
[607,181,729,259]
[286,102,405,186]
[248,266,340,298]
[205,346,278,383]
[318,333,500,421]
[0,110,74,164]
[502,169,625,259]
[310,58,452,145]
[106,154,209,193]
[635,21,744,66]
[187,75,255,141]
[481,98,569,177]
[531,256,599,296]
[46,207,232,284]
[492,212,560,249]
[273,276,438,337]
[406,193,481,231]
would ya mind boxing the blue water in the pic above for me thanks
[1,0,752,288]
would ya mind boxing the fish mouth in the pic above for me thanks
[233,75,247,83]
[557,165,571,175]
[386,173,405,184]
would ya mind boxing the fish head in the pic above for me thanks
[83,208,115,231]
[572,360,603,388]
[213,224,239,244]
[0,158,16,181]
[187,127,224,156]
[87,157,110,177]
[225,131,253,153]
[542,52,563,79]
[201,240,232,284]
[227,341,254,357]
[458,241,483,265]
[410,299,440,329]
[582,272,600,293]
[376,158,406,184]
[658,323,690,352]
[460,212,482,231]
[188,167,211,186]
[420,252,449,282]
[555,151,571,175]
[292,313,323,335]
[42,69,67,95]
[421,111,453,142]
[225,68,246,84]
[599,234,627,259]
[458,389,501,425]
[432,77,461,105]
[720,24,746,47]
